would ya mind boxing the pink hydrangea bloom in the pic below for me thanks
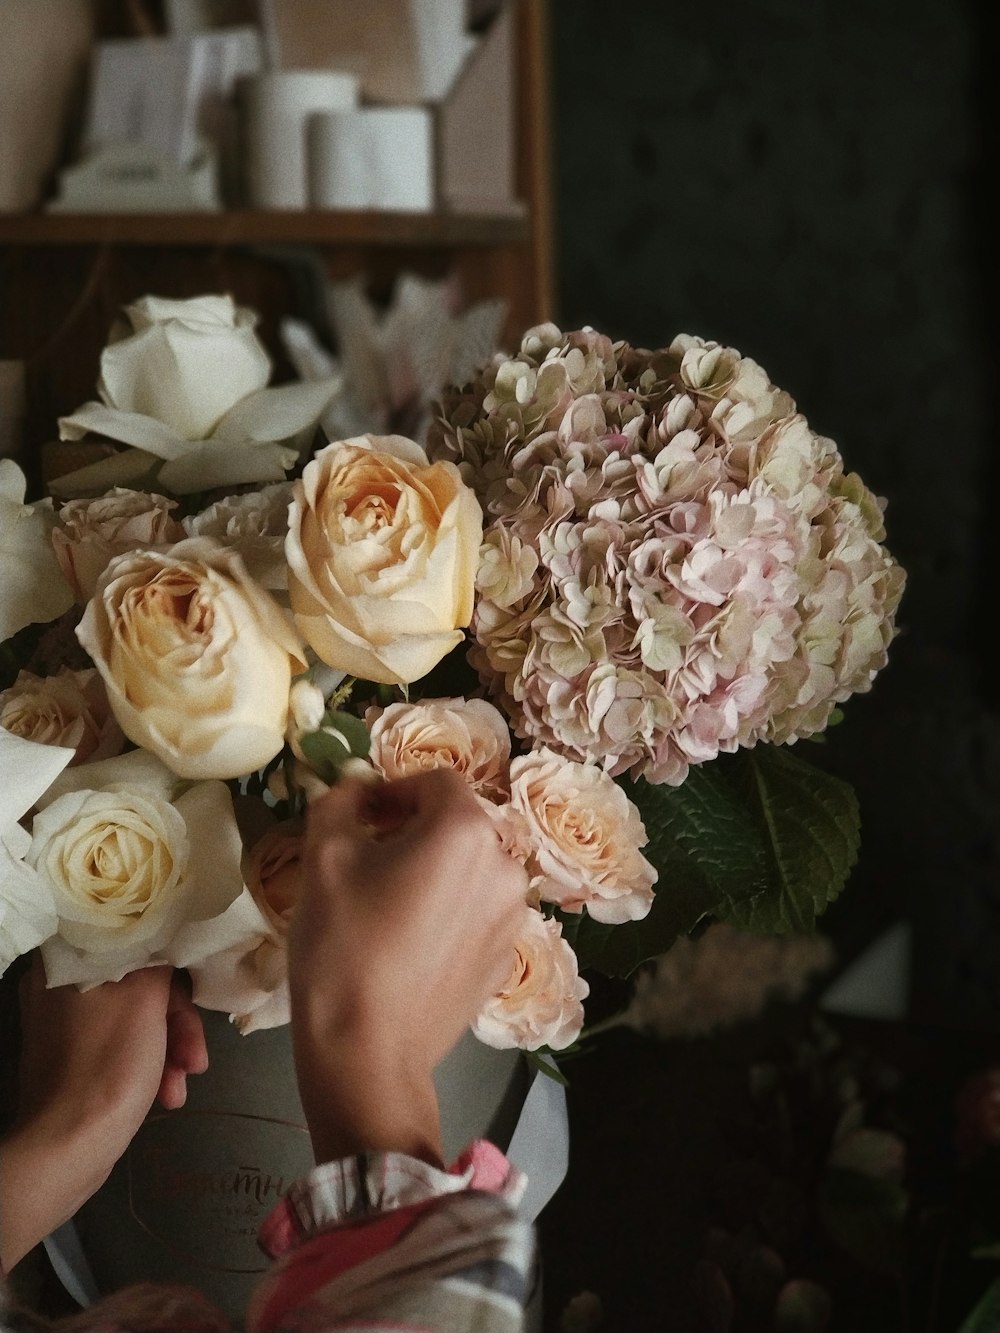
[428,327,905,785]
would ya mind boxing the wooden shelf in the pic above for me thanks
[0,207,530,248]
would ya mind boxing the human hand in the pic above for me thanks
[0,959,207,1271]
[288,769,528,1166]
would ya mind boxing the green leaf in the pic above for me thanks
[719,746,860,933]
[957,1276,1000,1333]
[561,761,771,977]
[524,1049,569,1086]
[568,745,860,979]
[321,709,371,758]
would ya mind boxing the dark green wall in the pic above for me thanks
[548,0,998,1024]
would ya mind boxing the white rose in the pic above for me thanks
[55,294,339,496]
[0,459,74,640]
[28,749,269,988]
[473,906,589,1051]
[366,696,511,800]
[286,434,483,685]
[51,487,185,603]
[76,536,307,781]
[0,728,74,974]
[509,747,657,924]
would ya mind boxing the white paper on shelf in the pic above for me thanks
[307,108,434,213]
[258,0,474,105]
[242,71,360,209]
[84,30,262,173]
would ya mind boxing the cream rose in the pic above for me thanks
[29,749,269,988]
[0,667,124,766]
[76,536,307,781]
[55,294,339,496]
[509,747,657,924]
[286,434,483,685]
[189,817,303,1033]
[51,487,185,603]
[0,459,74,640]
[473,906,589,1051]
[367,696,511,800]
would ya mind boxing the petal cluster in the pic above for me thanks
[428,327,906,785]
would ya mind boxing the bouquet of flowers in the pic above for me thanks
[0,296,905,1065]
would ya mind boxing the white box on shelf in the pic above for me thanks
[308,108,435,212]
[84,29,263,177]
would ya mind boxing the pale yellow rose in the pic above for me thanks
[0,667,124,765]
[55,295,339,496]
[76,535,307,781]
[472,905,589,1051]
[0,459,74,640]
[366,696,511,800]
[29,749,267,988]
[52,487,185,604]
[509,747,657,924]
[286,434,483,685]
[189,817,304,1033]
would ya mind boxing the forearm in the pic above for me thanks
[0,1116,112,1272]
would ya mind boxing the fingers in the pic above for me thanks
[158,973,209,1109]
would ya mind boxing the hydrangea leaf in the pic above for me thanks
[719,745,861,934]
[560,745,859,978]
[560,759,772,977]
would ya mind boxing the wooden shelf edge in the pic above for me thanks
[0,207,530,248]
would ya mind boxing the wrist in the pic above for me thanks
[291,1018,444,1167]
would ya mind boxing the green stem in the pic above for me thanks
[577,1011,630,1043]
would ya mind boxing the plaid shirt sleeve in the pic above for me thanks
[245,1139,536,1332]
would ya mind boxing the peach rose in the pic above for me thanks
[473,905,588,1051]
[190,818,304,1033]
[509,747,656,924]
[367,696,511,800]
[0,667,124,766]
[286,434,483,685]
[52,487,185,603]
[76,536,307,781]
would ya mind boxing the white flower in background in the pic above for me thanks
[0,667,124,766]
[509,747,656,924]
[76,536,307,781]
[184,482,293,593]
[54,295,340,497]
[0,459,74,640]
[0,728,74,973]
[29,749,270,989]
[366,696,511,801]
[473,906,589,1052]
[51,487,185,604]
[286,434,483,685]
[622,922,836,1040]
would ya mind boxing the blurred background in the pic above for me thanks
[1,1,998,1328]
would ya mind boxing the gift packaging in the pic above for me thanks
[46,1013,562,1330]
